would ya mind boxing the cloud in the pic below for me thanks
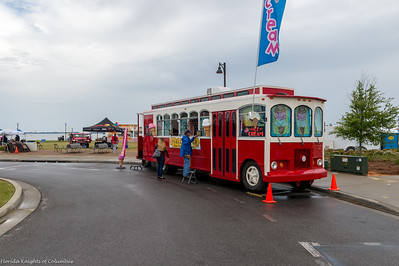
[0,0,399,131]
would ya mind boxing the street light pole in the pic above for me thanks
[216,62,226,87]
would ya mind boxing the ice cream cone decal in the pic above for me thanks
[116,128,128,169]
[253,117,259,128]
[148,123,156,136]
[202,119,211,136]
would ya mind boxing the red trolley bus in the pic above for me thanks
[137,85,327,192]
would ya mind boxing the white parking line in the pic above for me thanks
[233,198,245,204]
[205,187,217,193]
[263,214,276,222]
[299,242,321,257]
[363,242,382,246]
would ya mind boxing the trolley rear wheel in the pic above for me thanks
[241,161,267,193]
[163,164,178,175]
[142,160,150,168]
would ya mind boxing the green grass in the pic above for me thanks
[0,179,15,207]
[325,148,399,163]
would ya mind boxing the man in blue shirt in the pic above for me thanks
[180,130,198,177]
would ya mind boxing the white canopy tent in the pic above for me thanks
[0,129,26,144]
[0,129,25,135]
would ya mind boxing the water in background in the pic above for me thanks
[24,132,108,141]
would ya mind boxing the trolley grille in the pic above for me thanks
[294,149,311,169]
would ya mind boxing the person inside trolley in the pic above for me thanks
[180,130,197,178]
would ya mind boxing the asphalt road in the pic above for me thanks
[0,162,399,266]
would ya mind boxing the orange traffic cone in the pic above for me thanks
[328,173,340,191]
[263,183,276,203]
[14,146,19,154]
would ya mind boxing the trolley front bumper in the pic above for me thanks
[264,168,327,183]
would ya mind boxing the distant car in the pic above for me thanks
[70,133,92,148]
[344,146,367,152]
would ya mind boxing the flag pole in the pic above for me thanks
[252,0,265,113]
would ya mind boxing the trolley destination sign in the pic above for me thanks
[169,137,201,150]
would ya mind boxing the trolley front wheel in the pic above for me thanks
[242,161,267,193]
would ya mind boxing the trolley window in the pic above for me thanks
[226,149,230,173]
[232,148,236,173]
[225,112,230,137]
[212,113,217,137]
[189,111,199,134]
[232,112,237,137]
[239,105,266,137]
[218,113,223,137]
[211,95,221,100]
[163,114,171,136]
[314,107,323,137]
[171,113,179,136]
[180,112,188,135]
[156,115,162,136]
[294,105,312,137]
[237,90,249,96]
[271,104,291,137]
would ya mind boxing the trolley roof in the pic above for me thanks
[149,85,326,111]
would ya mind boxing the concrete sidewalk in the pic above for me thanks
[1,151,399,217]
[313,172,399,216]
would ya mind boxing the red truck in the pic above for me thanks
[70,133,92,148]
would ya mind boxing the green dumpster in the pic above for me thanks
[324,160,329,170]
[330,155,368,175]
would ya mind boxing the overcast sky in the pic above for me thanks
[1,0,398,132]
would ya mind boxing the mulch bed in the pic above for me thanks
[368,159,399,175]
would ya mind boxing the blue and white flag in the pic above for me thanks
[258,0,287,67]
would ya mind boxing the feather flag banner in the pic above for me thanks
[257,0,287,66]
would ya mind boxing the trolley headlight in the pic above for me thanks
[271,161,278,170]
[301,155,307,162]
[317,159,323,167]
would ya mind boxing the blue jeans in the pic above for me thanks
[183,156,191,176]
[157,156,165,177]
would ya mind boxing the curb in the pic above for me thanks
[0,180,41,237]
[0,158,142,164]
[0,178,23,219]
[310,186,399,217]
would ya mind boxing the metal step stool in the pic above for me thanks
[182,170,197,184]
